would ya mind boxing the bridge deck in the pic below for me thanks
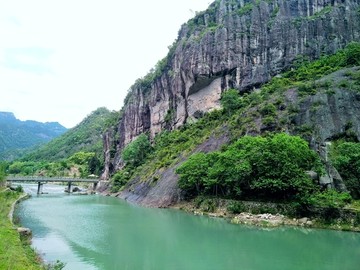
[6,176,99,183]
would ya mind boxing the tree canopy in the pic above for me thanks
[332,142,360,199]
[176,133,322,201]
[122,133,152,167]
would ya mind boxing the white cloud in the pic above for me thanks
[0,0,211,128]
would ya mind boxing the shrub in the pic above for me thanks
[177,133,322,202]
[122,133,153,167]
[262,116,276,126]
[220,89,243,115]
[308,189,352,208]
[354,212,360,226]
[238,3,253,16]
[259,103,276,116]
[331,142,360,199]
[14,185,23,193]
[298,82,316,96]
[343,42,360,66]
[227,201,246,214]
[194,196,205,208]
[200,198,217,212]
[111,169,132,192]
[338,79,350,88]
[176,152,212,196]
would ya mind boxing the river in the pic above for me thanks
[15,184,360,270]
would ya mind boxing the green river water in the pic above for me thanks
[15,184,360,270]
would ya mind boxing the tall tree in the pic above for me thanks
[122,134,152,167]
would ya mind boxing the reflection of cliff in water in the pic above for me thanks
[15,192,360,270]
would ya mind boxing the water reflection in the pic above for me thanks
[15,184,360,270]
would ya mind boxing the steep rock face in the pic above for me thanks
[285,68,360,143]
[104,0,360,175]
[118,132,230,207]
[295,87,360,142]
[101,128,115,180]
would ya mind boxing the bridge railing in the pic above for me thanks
[6,176,99,183]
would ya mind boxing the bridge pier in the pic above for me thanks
[6,176,99,195]
[37,182,43,194]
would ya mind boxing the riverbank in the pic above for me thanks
[171,197,360,232]
[104,189,360,231]
[0,187,42,270]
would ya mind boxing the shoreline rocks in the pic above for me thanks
[171,200,346,230]
[231,213,313,227]
[17,227,31,236]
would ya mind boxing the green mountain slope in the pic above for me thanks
[0,112,67,161]
[22,107,119,162]
[112,43,360,209]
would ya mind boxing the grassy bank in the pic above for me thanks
[0,188,42,270]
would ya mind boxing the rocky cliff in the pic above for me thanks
[102,0,360,179]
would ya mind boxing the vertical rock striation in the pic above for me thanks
[103,0,360,176]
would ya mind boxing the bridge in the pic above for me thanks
[6,176,99,194]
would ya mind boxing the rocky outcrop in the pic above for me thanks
[285,67,360,190]
[291,69,360,143]
[118,132,230,207]
[101,128,115,180]
[104,0,360,175]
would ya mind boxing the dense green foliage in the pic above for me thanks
[111,111,226,191]
[220,89,244,115]
[331,141,360,199]
[8,107,119,177]
[0,112,67,161]
[308,189,352,208]
[122,134,152,167]
[3,106,127,179]
[111,134,153,191]
[285,42,360,82]
[22,107,118,162]
[7,150,100,178]
[111,169,132,192]
[176,133,322,202]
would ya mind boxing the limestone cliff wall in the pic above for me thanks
[102,0,360,179]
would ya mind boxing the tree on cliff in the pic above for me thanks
[332,142,360,199]
[220,89,243,115]
[122,134,152,167]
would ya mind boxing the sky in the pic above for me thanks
[0,0,212,128]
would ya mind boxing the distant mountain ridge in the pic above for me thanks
[0,111,67,160]
[22,107,120,162]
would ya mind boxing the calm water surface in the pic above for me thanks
[15,184,360,270]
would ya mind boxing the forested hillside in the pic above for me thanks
[22,107,119,162]
[0,112,66,161]
[112,43,360,212]
[6,107,119,178]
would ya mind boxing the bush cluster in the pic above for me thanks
[331,141,360,199]
[176,133,322,202]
